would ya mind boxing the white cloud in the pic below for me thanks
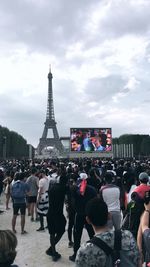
[0,0,150,147]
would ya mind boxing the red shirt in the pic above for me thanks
[133,184,150,199]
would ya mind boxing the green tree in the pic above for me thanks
[140,137,150,156]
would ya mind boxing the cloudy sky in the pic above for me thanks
[0,0,150,147]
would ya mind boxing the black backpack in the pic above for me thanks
[122,192,144,239]
[88,230,121,267]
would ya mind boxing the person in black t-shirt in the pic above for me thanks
[46,169,67,262]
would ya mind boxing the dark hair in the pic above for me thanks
[39,169,46,175]
[19,172,26,181]
[31,167,37,174]
[14,172,20,181]
[0,230,17,265]
[85,198,108,227]
[50,161,57,167]
[105,172,113,183]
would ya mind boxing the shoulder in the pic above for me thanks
[26,175,32,181]
[101,184,120,194]
[39,178,44,186]
[76,241,106,267]
[76,231,114,267]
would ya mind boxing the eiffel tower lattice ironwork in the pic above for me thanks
[37,68,63,155]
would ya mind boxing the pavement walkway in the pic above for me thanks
[0,194,87,267]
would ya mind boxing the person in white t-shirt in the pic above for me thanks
[99,172,121,230]
[36,169,49,231]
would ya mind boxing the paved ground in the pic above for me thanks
[0,194,87,267]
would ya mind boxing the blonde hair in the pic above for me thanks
[0,230,17,265]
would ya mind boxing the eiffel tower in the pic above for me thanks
[37,68,63,155]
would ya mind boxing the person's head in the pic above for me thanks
[68,173,77,187]
[86,198,108,227]
[49,170,60,186]
[79,172,88,180]
[93,137,101,147]
[71,139,81,151]
[50,161,57,170]
[14,172,20,181]
[5,170,11,177]
[39,169,46,178]
[0,230,17,265]
[31,167,37,175]
[89,167,97,178]
[105,172,113,184]
[19,172,26,181]
[139,172,149,184]
[76,131,82,138]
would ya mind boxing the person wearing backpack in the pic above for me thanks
[122,172,150,239]
[10,172,30,234]
[137,191,150,267]
[75,197,140,267]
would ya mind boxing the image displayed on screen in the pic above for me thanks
[70,128,112,152]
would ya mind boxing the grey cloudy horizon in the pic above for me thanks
[0,0,150,147]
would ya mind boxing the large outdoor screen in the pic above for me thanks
[70,128,112,152]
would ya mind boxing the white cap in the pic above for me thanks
[79,173,88,180]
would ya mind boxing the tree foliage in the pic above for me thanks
[113,134,150,157]
[140,137,150,156]
[0,125,30,159]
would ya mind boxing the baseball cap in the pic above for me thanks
[79,173,88,180]
[139,172,149,183]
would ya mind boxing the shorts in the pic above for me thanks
[13,203,26,215]
[28,196,37,203]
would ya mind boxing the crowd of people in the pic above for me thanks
[0,157,150,266]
